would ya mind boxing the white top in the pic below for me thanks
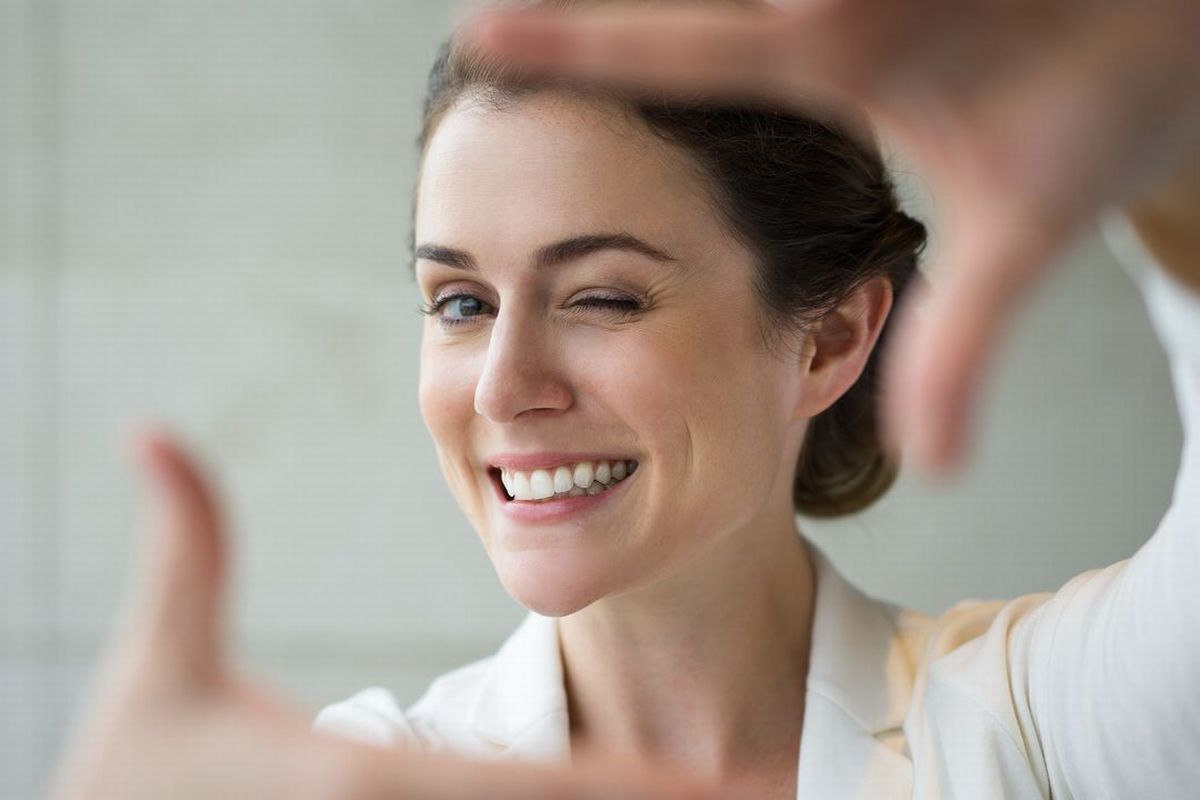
[314,215,1200,798]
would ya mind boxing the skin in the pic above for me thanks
[44,431,729,800]
[414,91,891,795]
[464,0,1200,474]
[44,3,1200,799]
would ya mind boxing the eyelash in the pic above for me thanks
[419,293,644,327]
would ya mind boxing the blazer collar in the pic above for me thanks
[471,612,570,761]
[804,543,914,737]
[796,543,914,796]
[470,540,916,792]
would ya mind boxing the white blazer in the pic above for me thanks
[315,215,1200,798]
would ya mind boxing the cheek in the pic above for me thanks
[618,306,791,517]
[419,337,482,494]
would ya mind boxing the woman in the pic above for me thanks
[316,23,915,796]
[46,1,1200,798]
[312,2,1200,796]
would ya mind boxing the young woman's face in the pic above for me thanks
[416,93,808,615]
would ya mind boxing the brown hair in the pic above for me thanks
[417,1,927,517]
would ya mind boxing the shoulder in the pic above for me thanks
[312,656,498,755]
[312,613,568,760]
[312,685,414,748]
[903,561,1129,795]
[915,558,1128,697]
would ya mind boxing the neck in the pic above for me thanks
[558,503,814,784]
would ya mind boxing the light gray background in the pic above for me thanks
[0,2,1184,797]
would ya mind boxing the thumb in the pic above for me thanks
[125,426,228,688]
[881,205,1068,475]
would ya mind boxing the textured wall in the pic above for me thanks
[0,2,1184,798]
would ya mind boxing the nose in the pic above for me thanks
[474,311,573,422]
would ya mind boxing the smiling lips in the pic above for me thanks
[497,459,638,502]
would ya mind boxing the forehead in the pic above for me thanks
[415,93,727,257]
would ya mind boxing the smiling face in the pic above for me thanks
[416,92,811,616]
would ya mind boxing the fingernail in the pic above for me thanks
[130,438,175,503]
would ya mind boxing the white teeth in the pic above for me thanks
[553,465,574,493]
[513,471,532,501]
[500,459,637,502]
[529,469,555,500]
[573,462,594,489]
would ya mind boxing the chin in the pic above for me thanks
[495,550,613,618]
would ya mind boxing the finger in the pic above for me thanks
[225,669,316,730]
[881,206,1068,476]
[126,426,228,686]
[461,4,861,113]
[353,744,734,800]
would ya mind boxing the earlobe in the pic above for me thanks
[793,276,894,419]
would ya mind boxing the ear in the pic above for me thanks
[793,275,893,419]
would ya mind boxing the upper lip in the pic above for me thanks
[487,452,638,471]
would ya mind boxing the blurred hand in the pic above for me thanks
[45,429,723,800]
[462,0,1200,473]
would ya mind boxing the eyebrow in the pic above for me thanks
[414,232,678,272]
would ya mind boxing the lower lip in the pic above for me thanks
[493,470,637,524]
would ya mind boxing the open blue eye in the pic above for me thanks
[421,294,496,325]
[442,295,490,319]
